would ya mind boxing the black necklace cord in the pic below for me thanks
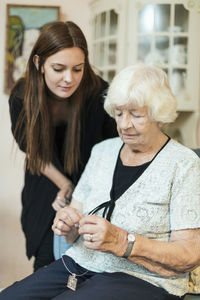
[88,144,124,221]
[88,199,115,222]
[88,137,170,222]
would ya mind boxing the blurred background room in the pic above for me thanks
[0,0,200,296]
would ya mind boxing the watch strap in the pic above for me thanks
[123,233,135,258]
[123,242,133,258]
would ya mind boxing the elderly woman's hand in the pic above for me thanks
[78,215,127,257]
[52,206,82,238]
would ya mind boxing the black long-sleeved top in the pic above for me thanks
[9,78,118,259]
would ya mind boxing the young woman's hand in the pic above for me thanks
[52,180,74,211]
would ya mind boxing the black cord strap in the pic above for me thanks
[88,137,170,222]
[88,199,115,222]
[88,144,124,221]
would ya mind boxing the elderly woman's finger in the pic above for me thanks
[79,214,99,226]
[83,233,94,242]
[52,218,71,234]
[55,206,83,229]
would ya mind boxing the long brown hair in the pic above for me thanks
[15,21,101,175]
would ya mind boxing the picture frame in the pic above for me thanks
[4,4,60,94]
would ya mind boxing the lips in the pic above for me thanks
[122,133,138,137]
[60,86,72,89]
[59,86,74,93]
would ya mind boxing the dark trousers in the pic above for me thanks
[0,255,184,300]
[33,227,55,271]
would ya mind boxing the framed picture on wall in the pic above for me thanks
[4,4,60,94]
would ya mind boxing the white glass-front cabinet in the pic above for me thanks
[90,0,200,148]
[90,0,128,82]
[128,0,200,148]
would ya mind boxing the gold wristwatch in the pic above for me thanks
[123,233,136,258]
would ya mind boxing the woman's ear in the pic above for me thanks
[33,54,39,70]
[33,55,44,73]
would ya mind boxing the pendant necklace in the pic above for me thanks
[61,256,89,291]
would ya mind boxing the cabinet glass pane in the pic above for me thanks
[170,68,187,95]
[93,44,98,65]
[108,70,116,82]
[94,15,98,39]
[95,14,101,39]
[173,37,187,64]
[163,68,168,76]
[155,36,169,63]
[137,36,151,62]
[108,40,117,64]
[100,42,105,66]
[100,12,106,37]
[99,70,104,78]
[155,4,170,32]
[175,5,189,32]
[138,4,154,33]
[110,9,118,35]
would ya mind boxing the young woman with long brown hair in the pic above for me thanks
[9,21,117,271]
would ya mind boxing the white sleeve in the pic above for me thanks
[170,156,200,230]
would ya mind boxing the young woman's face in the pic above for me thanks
[42,47,85,98]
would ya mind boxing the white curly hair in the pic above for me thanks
[104,63,177,124]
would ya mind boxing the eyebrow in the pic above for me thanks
[51,63,85,67]
[74,63,85,67]
[115,107,137,111]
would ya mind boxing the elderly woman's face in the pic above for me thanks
[114,103,160,149]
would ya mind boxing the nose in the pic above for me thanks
[63,70,73,83]
[120,113,132,130]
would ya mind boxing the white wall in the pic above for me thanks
[0,0,91,289]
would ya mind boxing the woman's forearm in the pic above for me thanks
[41,163,71,189]
[128,230,200,276]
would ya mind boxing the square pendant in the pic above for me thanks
[67,274,77,291]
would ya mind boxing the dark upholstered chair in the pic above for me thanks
[193,149,200,157]
[183,149,200,299]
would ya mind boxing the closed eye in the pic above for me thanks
[73,68,83,73]
[115,110,122,117]
[53,68,63,72]
[132,114,141,118]
[131,113,144,118]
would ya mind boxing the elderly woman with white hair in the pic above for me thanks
[1,64,200,300]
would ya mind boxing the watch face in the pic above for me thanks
[128,233,135,242]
